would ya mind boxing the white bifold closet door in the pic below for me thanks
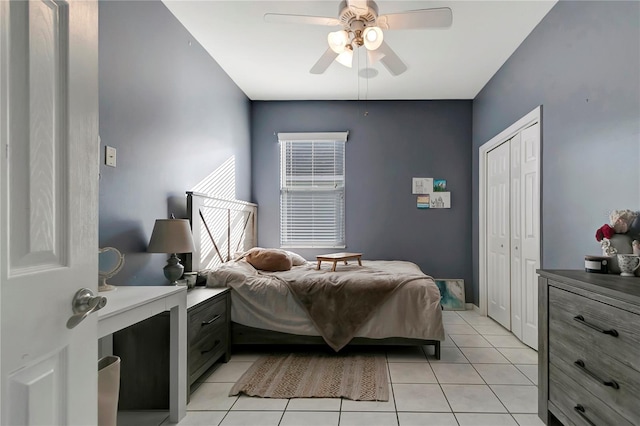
[518,123,541,349]
[487,141,511,330]
[487,123,540,350]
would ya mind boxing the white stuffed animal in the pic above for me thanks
[609,209,638,234]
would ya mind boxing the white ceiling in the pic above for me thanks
[163,1,557,101]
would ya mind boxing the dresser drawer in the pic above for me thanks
[188,320,227,383]
[548,285,640,371]
[548,328,640,423]
[549,363,634,426]
[188,295,227,343]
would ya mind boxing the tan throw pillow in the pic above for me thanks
[244,248,292,271]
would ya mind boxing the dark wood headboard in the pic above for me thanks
[185,191,257,271]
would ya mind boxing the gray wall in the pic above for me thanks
[99,1,251,285]
[472,1,640,303]
[252,101,475,301]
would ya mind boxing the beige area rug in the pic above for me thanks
[229,352,389,401]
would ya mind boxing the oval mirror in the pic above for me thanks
[99,247,124,292]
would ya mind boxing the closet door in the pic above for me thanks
[510,134,523,340]
[487,141,511,329]
[520,123,540,350]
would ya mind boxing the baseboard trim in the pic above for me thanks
[466,303,480,312]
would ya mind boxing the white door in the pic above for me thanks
[519,123,540,350]
[487,141,511,329]
[510,133,523,340]
[1,1,99,424]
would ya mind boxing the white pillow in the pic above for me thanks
[285,250,307,266]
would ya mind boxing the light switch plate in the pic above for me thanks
[105,146,116,167]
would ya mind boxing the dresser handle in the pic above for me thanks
[574,360,620,389]
[201,339,221,354]
[573,315,619,337]
[202,314,221,326]
[574,404,596,426]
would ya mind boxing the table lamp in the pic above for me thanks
[148,218,195,285]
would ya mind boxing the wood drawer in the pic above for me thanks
[548,285,640,372]
[548,327,640,423]
[188,321,226,384]
[188,295,227,344]
[549,363,634,426]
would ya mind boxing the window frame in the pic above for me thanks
[278,132,348,249]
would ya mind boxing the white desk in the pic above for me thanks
[98,286,187,423]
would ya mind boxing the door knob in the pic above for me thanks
[66,288,107,329]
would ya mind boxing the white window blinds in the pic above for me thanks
[279,132,348,248]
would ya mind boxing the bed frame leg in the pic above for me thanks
[434,341,441,360]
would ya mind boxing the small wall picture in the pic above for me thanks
[412,177,433,194]
[435,279,465,310]
[430,191,451,208]
[434,179,447,192]
[417,195,430,209]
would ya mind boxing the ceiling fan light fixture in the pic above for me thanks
[335,45,354,68]
[363,26,383,50]
[328,30,350,53]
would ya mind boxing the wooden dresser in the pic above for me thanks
[538,270,640,426]
[187,288,231,387]
[115,287,230,409]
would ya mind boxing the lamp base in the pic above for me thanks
[163,253,184,285]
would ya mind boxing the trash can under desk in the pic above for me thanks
[98,355,120,426]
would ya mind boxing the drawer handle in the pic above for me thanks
[201,339,221,354]
[574,360,620,390]
[573,315,619,337]
[202,314,221,326]
[574,404,596,426]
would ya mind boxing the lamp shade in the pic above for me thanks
[147,219,195,254]
[363,26,383,50]
[336,46,354,68]
[328,30,349,54]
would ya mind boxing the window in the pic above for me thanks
[279,132,348,248]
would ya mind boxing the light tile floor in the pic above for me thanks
[117,310,544,426]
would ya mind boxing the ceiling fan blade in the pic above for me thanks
[264,13,340,27]
[347,0,369,16]
[367,49,385,65]
[310,48,339,74]
[377,7,453,30]
[377,41,407,76]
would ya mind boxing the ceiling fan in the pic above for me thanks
[264,0,453,76]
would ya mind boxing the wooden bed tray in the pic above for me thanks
[232,322,441,359]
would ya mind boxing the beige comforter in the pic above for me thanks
[207,260,444,349]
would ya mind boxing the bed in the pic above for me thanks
[185,191,444,358]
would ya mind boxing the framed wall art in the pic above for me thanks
[434,278,465,310]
